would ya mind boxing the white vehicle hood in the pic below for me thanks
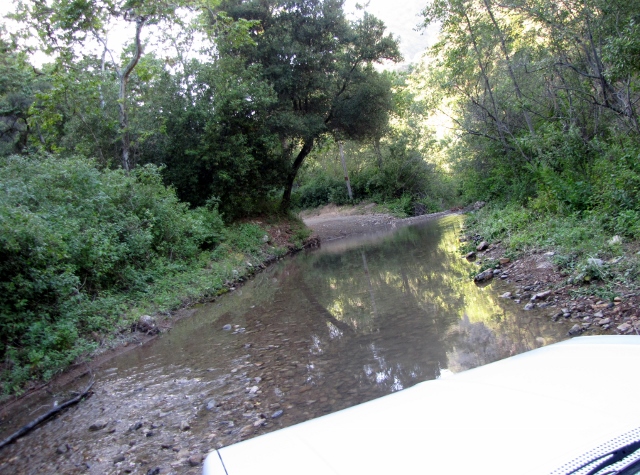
[204,335,640,474]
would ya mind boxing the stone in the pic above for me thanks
[146,469,161,475]
[465,251,476,260]
[180,420,191,431]
[524,303,535,311]
[617,323,632,333]
[500,273,509,279]
[499,258,511,265]
[476,241,489,251]
[129,421,143,432]
[492,269,501,275]
[56,444,69,455]
[89,420,108,432]
[113,454,125,464]
[474,269,494,283]
[222,324,232,331]
[262,234,270,243]
[271,410,284,419]
[137,315,157,333]
[609,235,622,245]
[599,318,611,326]
[587,258,604,267]
[533,290,552,301]
[239,425,254,437]
[205,398,217,411]
[248,385,259,394]
[188,454,204,467]
[473,201,486,210]
[594,311,604,318]
[500,292,512,299]
[568,324,583,336]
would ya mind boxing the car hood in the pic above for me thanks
[204,335,640,475]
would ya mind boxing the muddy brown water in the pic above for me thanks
[0,216,572,474]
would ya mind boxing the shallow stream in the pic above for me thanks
[0,215,572,474]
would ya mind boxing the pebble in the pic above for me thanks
[617,323,632,333]
[524,303,535,311]
[533,290,552,301]
[180,420,191,431]
[474,269,494,282]
[465,251,476,260]
[499,258,511,265]
[188,454,205,467]
[500,292,512,299]
[206,398,218,411]
[222,324,232,331]
[594,311,604,318]
[88,420,108,432]
[568,324,583,336]
[129,421,143,431]
[113,454,125,464]
[599,318,611,325]
[271,410,284,419]
[56,444,69,455]
[476,241,489,251]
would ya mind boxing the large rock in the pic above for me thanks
[474,269,494,283]
[568,324,583,336]
[136,315,158,334]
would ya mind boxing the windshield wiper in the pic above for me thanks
[566,439,640,475]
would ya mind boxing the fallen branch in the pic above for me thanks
[0,377,94,450]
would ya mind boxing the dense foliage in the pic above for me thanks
[419,0,640,222]
[0,155,226,391]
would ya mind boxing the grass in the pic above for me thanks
[462,203,640,294]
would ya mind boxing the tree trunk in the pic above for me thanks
[280,138,315,212]
[117,17,145,172]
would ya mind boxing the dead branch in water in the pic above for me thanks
[0,377,94,450]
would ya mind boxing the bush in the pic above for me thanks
[0,154,225,391]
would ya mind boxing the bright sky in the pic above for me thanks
[344,0,439,66]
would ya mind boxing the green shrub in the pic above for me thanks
[0,154,225,391]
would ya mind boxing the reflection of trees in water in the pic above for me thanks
[290,219,472,392]
[446,316,514,372]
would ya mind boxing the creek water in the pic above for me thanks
[0,215,572,474]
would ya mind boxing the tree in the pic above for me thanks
[0,27,39,155]
[15,0,179,170]
[214,0,402,211]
